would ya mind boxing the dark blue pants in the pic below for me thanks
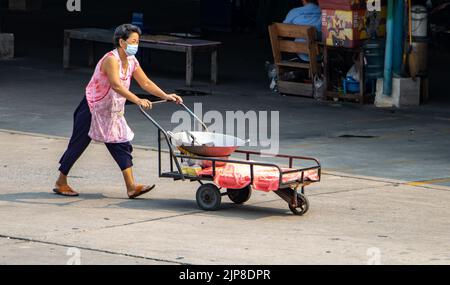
[58,97,133,176]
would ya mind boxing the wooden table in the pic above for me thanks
[63,28,221,87]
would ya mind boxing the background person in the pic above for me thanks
[283,0,322,61]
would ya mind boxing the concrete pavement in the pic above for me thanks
[2,58,450,185]
[2,20,450,266]
[1,130,450,265]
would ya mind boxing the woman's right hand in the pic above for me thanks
[138,99,152,110]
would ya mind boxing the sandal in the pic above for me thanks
[128,184,155,199]
[53,185,79,197]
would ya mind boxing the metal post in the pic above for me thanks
[383,0,395,96]
[393,0,405,75]
[186,47,194,87]
[158,130,162,177]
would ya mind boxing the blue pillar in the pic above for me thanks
[383,0,395,96]
[392,0,405,75]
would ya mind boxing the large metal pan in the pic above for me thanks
[139,101,248,157]
[167,131,248,157]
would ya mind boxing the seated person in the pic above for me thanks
[283,0,322,62]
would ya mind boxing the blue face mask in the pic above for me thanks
[124,43,139,56]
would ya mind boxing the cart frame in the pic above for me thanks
[139,102,321,215]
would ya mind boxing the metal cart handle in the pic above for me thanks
[139,100,208,132]
[138,101,184,181]
[138,100,211,182]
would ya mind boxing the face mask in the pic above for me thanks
[124,43,139,56]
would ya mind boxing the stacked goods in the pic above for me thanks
[181,163,203,177]
[320,1,386,48]
[409,5,428,77]
[199,163,320,192]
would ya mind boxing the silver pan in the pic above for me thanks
[139,102,248,157]
[167,131,248,157]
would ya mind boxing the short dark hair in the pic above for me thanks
[113,24,142,47]
[305,0,319,4]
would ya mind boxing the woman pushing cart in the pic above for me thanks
[53,24,182,198]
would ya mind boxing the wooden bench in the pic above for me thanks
[63,28,221,87]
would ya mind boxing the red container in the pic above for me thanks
[322,7,387,48]
[322,9,367,48]
[319,0,366,10]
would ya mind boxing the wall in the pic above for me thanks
[0,0,201,56]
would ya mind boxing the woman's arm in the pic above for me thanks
[133,65,183,104]
[101,56,152,109]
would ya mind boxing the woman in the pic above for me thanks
[54,24,183,199]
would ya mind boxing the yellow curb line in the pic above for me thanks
[406,178,450,187]
[2,128,450,191]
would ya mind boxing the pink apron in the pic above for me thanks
[85,49,139,143]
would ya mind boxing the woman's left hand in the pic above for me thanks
[164,93,183,104]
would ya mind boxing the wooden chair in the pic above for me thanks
[268,23,320,97]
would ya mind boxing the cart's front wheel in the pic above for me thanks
[227,186,252,204]
[196,184,221,211]
[289,193,310,216]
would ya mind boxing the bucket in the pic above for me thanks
[343,77,360,94]
[411,5,427,38]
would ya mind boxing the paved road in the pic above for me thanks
[1,58,450,186]
[1,131,449,265]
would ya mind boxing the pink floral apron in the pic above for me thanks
[85,49,139,143]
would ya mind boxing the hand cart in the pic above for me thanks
[139,101,321,215]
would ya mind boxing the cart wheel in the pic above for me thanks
[196,184,221,211]
[289,193,310,216]
[227,186,252,204]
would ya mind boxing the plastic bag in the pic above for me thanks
[313,74,325,101]
[265,61,279,92]
[346,64,360,82]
